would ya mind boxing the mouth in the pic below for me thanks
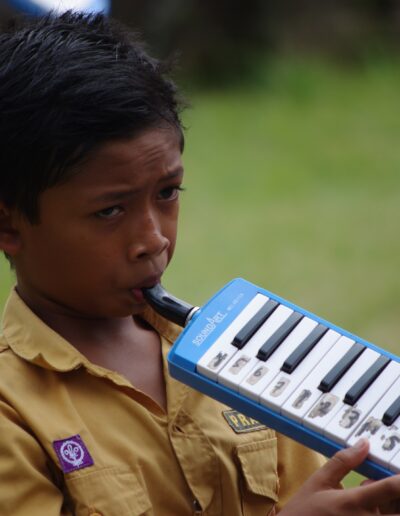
[131,274,161,303]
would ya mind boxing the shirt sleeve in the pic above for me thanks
[0,400,70,515]
[275,433,326,512]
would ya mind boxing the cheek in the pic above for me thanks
[21,225,96,278]
[165,209,179,258]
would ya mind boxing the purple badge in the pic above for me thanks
[53,434,94,474]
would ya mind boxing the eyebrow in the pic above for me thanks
[89,169,184,204]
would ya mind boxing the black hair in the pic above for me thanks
[0,11,184,223]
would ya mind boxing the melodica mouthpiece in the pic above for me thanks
[142,284,199,327]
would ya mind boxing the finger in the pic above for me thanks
[316,439,370,487]
[360,479,374,487]
[355,474,400,507]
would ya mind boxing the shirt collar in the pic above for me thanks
[1,288,182,375]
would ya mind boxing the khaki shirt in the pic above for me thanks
[0,289,324,516]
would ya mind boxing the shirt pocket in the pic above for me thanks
[235,438,279,516]
[65,465,152,516]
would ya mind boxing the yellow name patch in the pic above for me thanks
[222,410,267,433]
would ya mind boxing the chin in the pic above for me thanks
[87,289,148,318]
[77,301,142,319]
[115,300,148,318]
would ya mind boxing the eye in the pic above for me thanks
[95,206,123,219]
[158,185,185,201]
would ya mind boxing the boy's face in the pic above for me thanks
[12,127,184,318]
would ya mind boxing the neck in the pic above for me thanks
[15,284,147,349]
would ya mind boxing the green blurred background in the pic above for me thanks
[1,0,399,488]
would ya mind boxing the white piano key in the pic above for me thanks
[196,294,269,381]
[304,347,380,433]
[389,431,400,473]
[324,360,400,444]
[167,275,400,478]
[232,298,278,349]
[258,329,341,411]
[348,374,400,446]
[281,336,355,423]
[217,305,293,390]
[368,420,400,470]
[238,317,318,401]
[254,318,317,401]
[236,363,276,401]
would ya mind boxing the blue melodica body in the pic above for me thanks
[166,278,399,480]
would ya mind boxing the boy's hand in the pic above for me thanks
[280,438,400,515]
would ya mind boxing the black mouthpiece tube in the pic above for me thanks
[142,284,198,327]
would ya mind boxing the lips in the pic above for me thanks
[131,274,161,302]
[131,288,145,303]
[133,274,161,290]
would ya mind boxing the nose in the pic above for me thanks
[128,214,170,262]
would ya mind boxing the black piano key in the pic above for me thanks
[382,396,400,426]
[343,355,391,406]
[281,324,328,374]
[318,342,365,393]
[256,312,304,362]
[232,299,279,349]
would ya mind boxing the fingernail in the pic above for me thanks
[354,438,368,450]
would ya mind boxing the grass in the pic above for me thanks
[1,57,399,489]
[170,58,400,351]
[0,258,14,310]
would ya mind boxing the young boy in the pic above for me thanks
[0,11,399,516]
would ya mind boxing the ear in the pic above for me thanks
[0,202,22,257]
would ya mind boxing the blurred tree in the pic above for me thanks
[112,0,273,84]
[1,0,399,85]
[111,0,399,84]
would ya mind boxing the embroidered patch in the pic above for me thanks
[53,434,94,473]
[222,410,267,433]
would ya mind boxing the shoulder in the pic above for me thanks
[0,331,53,401]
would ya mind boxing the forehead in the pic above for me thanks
[67,127,183,192]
